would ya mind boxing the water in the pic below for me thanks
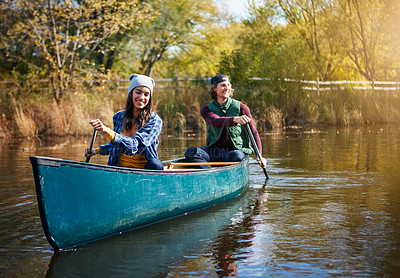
[1,125,400,277]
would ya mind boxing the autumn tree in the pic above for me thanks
[114,0,223,77]
[0,0,150,103]
[151,10,243,78]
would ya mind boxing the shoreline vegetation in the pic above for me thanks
[2,1,400,141]
[1,78,400,139]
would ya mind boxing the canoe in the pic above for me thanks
[30,155,249,250]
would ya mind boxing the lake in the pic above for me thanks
[1,125,400,277]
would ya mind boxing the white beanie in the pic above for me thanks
[128,74,155,95]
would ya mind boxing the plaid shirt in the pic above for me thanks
[99,111,163,166]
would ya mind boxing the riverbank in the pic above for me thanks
[1,83,400,138]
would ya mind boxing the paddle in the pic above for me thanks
[245,123,269,179]
[85,128,97,163]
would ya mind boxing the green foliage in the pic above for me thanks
[153,21,245,78]
[0,0,150,103]
[113,0,229,78]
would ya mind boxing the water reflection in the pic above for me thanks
[210,183,268,277]
[1,125,400,277]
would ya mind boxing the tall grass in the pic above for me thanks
[153,80,209,134]
[266,106,285,130]
[310,89,400,126]
[2,86,118,137]
[0,125,5,138]
[14,105,36,138]
[234,79,400,129]
[1,80,400,138]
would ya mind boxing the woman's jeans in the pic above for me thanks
[145,158,164,170]
[184,147,245,169]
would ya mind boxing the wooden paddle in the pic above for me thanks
[85,128,97,163]
[245,123,269,179]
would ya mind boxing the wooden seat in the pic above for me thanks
[164,161,239,170]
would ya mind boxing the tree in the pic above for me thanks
[152,17,244,78]
[1,0,150,103]
[219,1,317,81]
[276,0,347,80]
[116,0,221,77]
[335,0,400,81]
[0,1,42,77]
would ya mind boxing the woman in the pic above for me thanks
[85,74,164,170]
[185,74,266,168]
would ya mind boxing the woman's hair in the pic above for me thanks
[209,84,234,99]
[123,91,153,131]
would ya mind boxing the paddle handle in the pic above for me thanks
[85,129,97,163]
[245,123,269,179]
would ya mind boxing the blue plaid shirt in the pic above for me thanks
[99,111,163,166]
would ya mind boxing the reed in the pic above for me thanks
[14,105,36,138]
[0,125,5,138]
[266,106,284,130]
[2,88,117,137]
[313,89,400,125]
[153,81,208,133]
[1,80,400,138]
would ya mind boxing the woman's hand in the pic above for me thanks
[84,147,97,158]
[257,157,267,168]
[233,115,251,125]
[89,119,110,134]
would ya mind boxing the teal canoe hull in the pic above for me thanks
[30,156,249,250]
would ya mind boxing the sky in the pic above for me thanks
[221,0,251,20]
[222,0,260,20]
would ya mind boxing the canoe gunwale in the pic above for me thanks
[30,155,249,176]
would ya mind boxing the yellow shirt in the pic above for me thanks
[118,131,147,169]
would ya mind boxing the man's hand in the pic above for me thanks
[233,115,251,125]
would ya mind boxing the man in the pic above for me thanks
[185,74,266,168]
